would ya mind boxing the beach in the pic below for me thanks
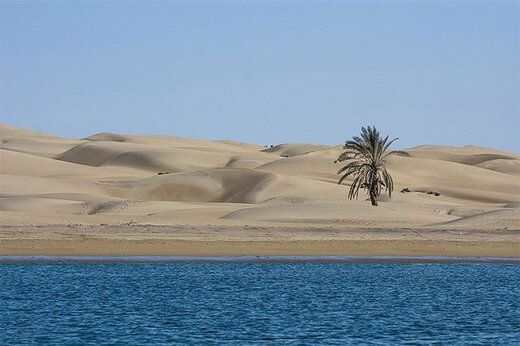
[0,224,519,258]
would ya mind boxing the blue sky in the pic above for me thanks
[1,1,519,151]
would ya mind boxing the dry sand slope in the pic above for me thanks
[0,124,519,256]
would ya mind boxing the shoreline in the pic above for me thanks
[2,255,520,264]
[1,224,519,258]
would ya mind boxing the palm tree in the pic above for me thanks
[335,126,407,206]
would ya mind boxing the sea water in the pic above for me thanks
[1,263,519,344]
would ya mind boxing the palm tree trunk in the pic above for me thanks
[369,179,378,206]
[369,192,378,206]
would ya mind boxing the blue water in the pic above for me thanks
[1,264,519,345]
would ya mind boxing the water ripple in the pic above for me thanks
[1,263,519,344]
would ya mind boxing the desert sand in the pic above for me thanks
[0,124,519,257]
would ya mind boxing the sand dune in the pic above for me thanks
[262,143,332,157]
[57,141,231,172]
[475,159,520,175]
[406,145,519,167]
[96,167,346,203]
[1,124,82,157]
[257,151,340,183]
[436,208,519,228]
[221,196,458,227]
[0,124,519,256]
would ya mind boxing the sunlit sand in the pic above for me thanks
[1,124,518,257]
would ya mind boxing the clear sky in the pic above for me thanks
[1,1,519,151]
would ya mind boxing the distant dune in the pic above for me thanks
[1,123,519,226]
[1,124,519,257]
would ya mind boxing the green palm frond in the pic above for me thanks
[335,126,405,206]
